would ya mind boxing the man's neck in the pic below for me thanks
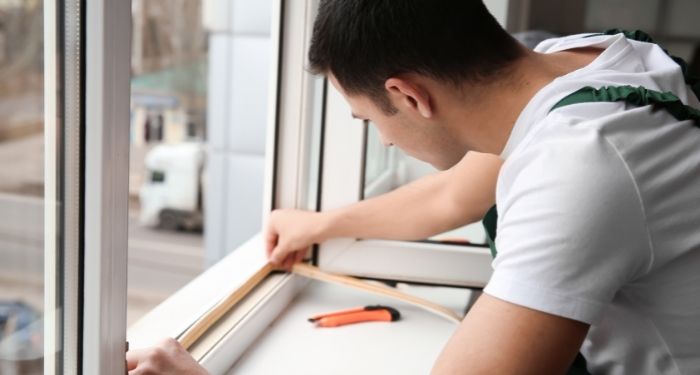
[451,47,602,155]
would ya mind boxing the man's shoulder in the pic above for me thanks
[504,90,678,184]
[497,116,639,214]
[502,109,623,177]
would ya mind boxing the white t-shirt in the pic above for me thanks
[483,33,700,375]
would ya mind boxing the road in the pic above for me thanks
[126,211,205,324]
[0,193,205,325]
[0,134,43,196]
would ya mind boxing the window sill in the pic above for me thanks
[127,234,270,351]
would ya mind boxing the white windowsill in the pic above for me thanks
[228,279,470,374]
[127,234,268,350]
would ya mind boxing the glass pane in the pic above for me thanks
[128,0,207,326]
[127,0,275,326]
[0,1,45,373]
[302,77,326,211]
[362,124,487,245]
[363,123,391,192]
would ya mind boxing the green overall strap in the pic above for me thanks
[482,205,498,258]
[551,85,700,126]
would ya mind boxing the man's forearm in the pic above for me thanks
[432,295,588,375]
[319,152,501,241]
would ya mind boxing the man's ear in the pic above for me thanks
[385,77,433,118]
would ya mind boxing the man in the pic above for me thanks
[129,1,700,373]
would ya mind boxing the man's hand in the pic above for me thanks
[265,209,328,269]
[126,338,208,375]
[431,294,589,375]
[265,153,502,270]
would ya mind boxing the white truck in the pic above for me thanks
[139,142,205,231]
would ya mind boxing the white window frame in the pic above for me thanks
[80,0,132,373]
[44,1,108,373]
[42,0,131,373]
[43,0,64,372]
[43,0,58,367]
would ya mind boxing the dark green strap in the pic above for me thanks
[568,353,592,375]
[585,28,654,43]
[482,205,499,258]
[551,85,700,126]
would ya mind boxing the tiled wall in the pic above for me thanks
[205,0,273,264]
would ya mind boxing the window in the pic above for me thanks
[128,2,484,373]
[126,0,275,328]
[0,3,47,373]
[0,0,90,373]
[127,2,322,373]
[128,0,210,326]
[78,0,700,373]
[129,1,485,372]
[362,125,489,246]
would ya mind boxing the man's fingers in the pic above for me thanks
[271,240,297,265]
[280,249,308,271]
[282,253,295,270]
[294,248,307,264]
[265,230,278,258]
[271,243,309,267]
[126,338,207,375]
[269,244,284,265]
[126,349,148,371]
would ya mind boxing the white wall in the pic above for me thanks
[204,0,273,265]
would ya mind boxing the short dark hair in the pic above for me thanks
[308,0,524,113]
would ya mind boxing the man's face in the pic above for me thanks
[329,75,464,170]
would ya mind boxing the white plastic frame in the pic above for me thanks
[80,0,132,373]
[43,0,61,371]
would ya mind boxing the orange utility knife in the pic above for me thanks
[308,305,401,328]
